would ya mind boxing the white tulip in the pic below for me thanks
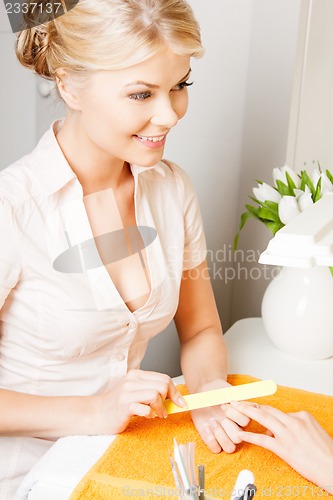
[294,188,314,212]
[253,183,282,203]
[320,172,333,195]
[311,167,321,188]
[311,168,333,195]
[278,196,301,224]
[273,165,300,189]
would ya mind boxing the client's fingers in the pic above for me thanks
[238,429,278,453]
[203,420,236,454]
[220,404,251,427]
[230,401,288,436]
[218,417,243,444]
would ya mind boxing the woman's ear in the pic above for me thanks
[55,69,81,110]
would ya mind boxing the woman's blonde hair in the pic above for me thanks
[16,0,204,83]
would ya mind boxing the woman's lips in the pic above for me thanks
[133,134,167,149]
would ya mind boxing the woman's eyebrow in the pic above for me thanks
[125,69,192,89]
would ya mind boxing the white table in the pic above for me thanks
[224,317,333,396]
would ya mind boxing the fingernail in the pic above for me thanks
[209,418,219,429]
[162,408,168,419]
[230,400,242,406]
[177,395,188,408]
[204,422,215,441]
[204,422,212,433]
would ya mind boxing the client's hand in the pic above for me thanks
[93,369,187,434]
[227,401,333,495]
[190,380,250,454]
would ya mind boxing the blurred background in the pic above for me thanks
[1,0,332,375]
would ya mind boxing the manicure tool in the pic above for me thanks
[242,484,257,499]
[164,380,277,414]
[230,470,255,500]
[173,438,191,496]
[198,464,205,500]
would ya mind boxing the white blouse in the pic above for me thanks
[0,120,207,498]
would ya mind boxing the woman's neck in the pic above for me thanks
[55,114,130,194]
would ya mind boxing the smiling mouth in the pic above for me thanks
[134,134,166,143]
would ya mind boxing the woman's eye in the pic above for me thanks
[129,92,151,101]
[173,80,194,91]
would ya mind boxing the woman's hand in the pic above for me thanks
[227,401,333,494]
[190,379,250,454]
[93,369,187,435]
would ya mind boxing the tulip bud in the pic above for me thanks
[294,189,313,212]
[253,183,282,203]
[278,196,300,224]
[273,165,300,189]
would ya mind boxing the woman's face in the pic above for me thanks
[71,47,192,167]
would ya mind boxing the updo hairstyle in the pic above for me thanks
[15,0,204,85]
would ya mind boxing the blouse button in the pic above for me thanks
[116,352,125,362]
[128,322,137,330]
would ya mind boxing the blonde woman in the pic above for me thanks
[0,1,248,496]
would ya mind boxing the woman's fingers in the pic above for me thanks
[132,370,186,407]
[128,401,155,418]
[125,388,167,418]
[229,401,289,436]
[202,420,238,454]
[165,381,188,409]
[123,370,186,418]
[218,417,243,444]
[191,408,240,454]
[238,429,280,454]
[206,417,238,453]
[220,403,250,427]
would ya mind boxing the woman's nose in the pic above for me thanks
[150,97,179,129]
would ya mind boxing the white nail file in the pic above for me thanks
[164,379,277,414]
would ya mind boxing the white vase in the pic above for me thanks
[261,266,333,360]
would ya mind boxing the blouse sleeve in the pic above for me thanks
[170,162,207,271]
[0,198,21,309]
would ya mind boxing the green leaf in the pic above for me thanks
[233,209,260,250]
[244,204,261,217]
[257,207,280,222]
[300,170,315,198]
[233,233,240,251]
[264,220,285,235]
[314,176,322,202]
[329,266,333,277]
[326,169,333,185]
[275,179,291,196]
[285,171,297,193]
[263,200,279,211]
[249,195,264,206]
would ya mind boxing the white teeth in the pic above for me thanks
[137,135,165,142]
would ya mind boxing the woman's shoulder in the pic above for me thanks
[0,153,37,209]
[159,159,197,196]
[159,159,194,186]
[0,125,56,208]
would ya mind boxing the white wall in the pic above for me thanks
[230,0,301,324]
[287,0,333,171]
[0,1,36,168]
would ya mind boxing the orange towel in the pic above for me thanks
[70,374,333,499]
